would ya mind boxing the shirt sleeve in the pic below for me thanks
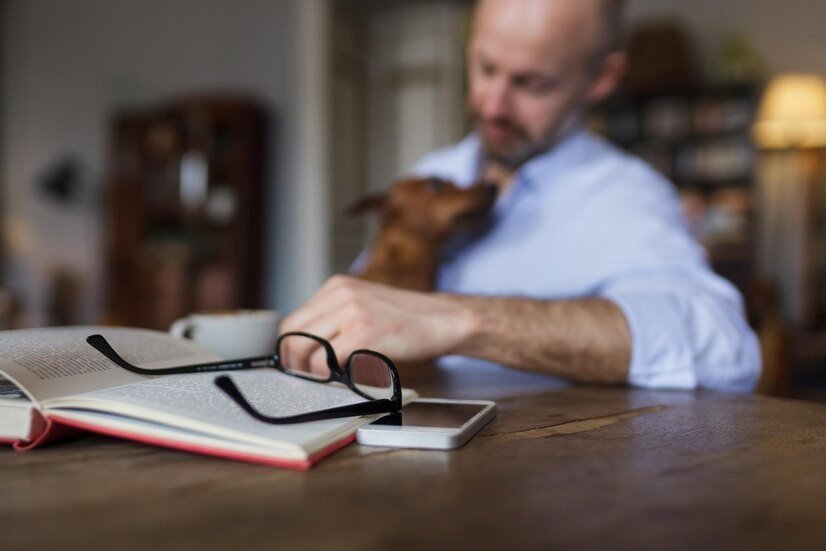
[600,271,761,393]
[583,160,761,393]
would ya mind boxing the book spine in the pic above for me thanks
[13,413,83,451]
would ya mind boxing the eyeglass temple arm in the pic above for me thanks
[214,375,398,424]
[86,334,275,375]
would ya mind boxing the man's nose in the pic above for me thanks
[481,79,513,119]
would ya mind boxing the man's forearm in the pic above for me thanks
[449,295,632,383]
[279,276,632,383]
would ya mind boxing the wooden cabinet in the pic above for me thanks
[105,95,267,330]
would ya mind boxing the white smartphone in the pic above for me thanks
[356,398,497,450]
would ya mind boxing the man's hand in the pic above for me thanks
[278,276,476,373]
[280,275,631,383]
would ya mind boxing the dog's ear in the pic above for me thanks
[345,193,388,217]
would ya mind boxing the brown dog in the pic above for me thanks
[347,177,498,291]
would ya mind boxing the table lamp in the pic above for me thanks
[752,73,826,150]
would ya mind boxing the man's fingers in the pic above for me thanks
[281,301,357,356]
[326,334,368,375]
[308,346,330,378]
[279,276,361,334]
[279,334,326,375]
[283,314,342,344]
[277,277,430,378]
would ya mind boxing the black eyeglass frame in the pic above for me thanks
[86,331,402,424]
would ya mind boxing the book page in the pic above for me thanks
[0,377,27,400]
[0,327,221,404]
[48,369,373,450]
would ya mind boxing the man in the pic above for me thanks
[281,0,761,392]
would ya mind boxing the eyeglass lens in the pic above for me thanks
[349,352,394,400]
[278,334,332,380]
[278,334,394,400]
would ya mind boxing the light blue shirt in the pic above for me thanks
[411,129,761,392]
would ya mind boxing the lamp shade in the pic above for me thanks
[752,73,826,149]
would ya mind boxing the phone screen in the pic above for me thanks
[371,402,487,429]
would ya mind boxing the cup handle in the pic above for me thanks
[169,317,195,339]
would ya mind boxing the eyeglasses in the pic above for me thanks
[86,331,402,424]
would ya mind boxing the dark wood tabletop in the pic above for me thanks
[3,365,826,550]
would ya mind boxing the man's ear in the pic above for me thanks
[345,193,388,217]
[586,50,628,105]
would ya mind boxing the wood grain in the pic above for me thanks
[3,371,826,550]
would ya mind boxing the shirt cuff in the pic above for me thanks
[602,290,699,390]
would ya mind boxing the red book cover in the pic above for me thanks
[12,413,354,470]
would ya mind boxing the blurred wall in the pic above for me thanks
[628,0,826,76]
[0,0,306,325]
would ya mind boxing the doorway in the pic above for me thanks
[328,0,473,274]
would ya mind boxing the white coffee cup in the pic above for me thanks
[169,310,280,358]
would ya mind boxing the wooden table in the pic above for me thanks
[3,365,826,550]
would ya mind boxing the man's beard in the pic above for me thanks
[477,110,583,170]
[478,117,538,169]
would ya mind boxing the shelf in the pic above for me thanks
[105,95,267,330]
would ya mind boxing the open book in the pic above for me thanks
[0,327,416,469]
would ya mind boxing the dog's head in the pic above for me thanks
[347,177,498,240]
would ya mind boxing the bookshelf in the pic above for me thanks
[105,95,267,330]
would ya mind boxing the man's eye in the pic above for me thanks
[479,62,495,77]
[526,83,551,96]
[516,78,558,96]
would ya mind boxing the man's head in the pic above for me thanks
[468,0,626,168]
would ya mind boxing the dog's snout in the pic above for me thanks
[483,184,498,200]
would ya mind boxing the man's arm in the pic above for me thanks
[453,294,630,382]
[279,275,630,383]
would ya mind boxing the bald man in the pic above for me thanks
[281,0,761,392]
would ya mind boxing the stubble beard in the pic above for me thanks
[479,119,541,169]
[480,126,551,171]
[479,109,583,170]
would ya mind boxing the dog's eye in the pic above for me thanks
[427,178,446,193]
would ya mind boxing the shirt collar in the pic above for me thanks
[520,128,593,190]
[462,126,593,193]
